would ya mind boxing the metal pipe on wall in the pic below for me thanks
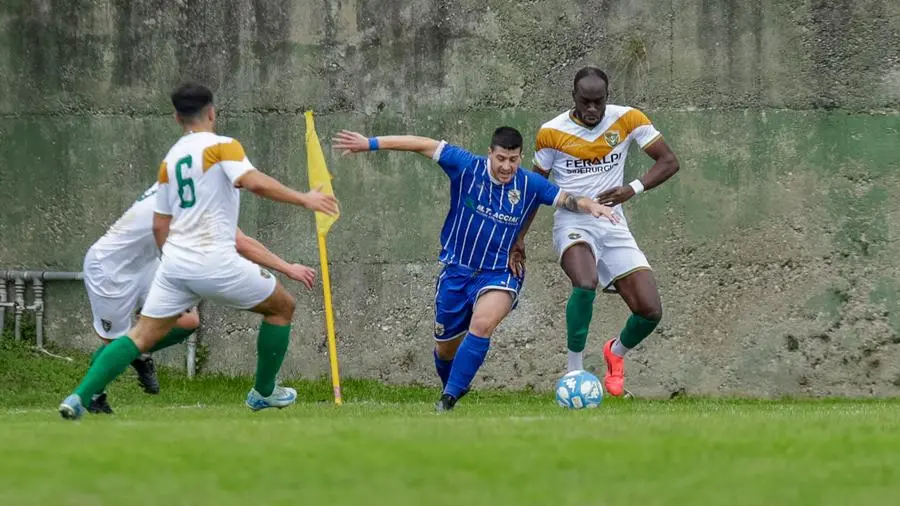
[1,270,83,341]
[13,276,24,341]
[1,270,83,281]
[27,278,45,348]
[0,279,10,330]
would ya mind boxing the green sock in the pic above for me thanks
[254,321,291,397]
[90,343,107,366]
[74,337,141,402]
[619,313,661,350]
[148,327,196,353]
[566,287,596,353]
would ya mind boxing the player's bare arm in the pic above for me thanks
[234,170,339,216]
[332,130,440,159]
[595,138,680,207]
[557,191,620,223]
[235,228,316,289]
[508,164,550,277]
[152,212,172,250]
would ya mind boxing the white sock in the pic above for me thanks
[567,350,584,372]
[611,338,630,358]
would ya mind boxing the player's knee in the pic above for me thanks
[177,310,200,331]
[573,278,598,291]
[469,314,499,338]
[434,340,459,360]
[638,301,663,322]
[278,291,296,319]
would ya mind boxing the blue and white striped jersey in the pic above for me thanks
[433,141,562,271]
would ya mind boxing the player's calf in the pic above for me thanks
[248,282,296,401]
[604,270,663,396]
[561,243,599,372]
[439,290,513,411]
[433,335,463,390]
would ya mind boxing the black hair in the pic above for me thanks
[490,126,523,151]
[171,82,213,118]
[573,66,609,90]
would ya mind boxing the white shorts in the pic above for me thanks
[83,252,159,339]
[553,219,651,293]
[140,254,277,318]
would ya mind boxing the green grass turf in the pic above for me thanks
[1,339,899,506]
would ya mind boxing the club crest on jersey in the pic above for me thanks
[507,189,521,206]
[260,268,272,279]
[604,130,620,147]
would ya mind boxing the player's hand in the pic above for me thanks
[282,263,317,289]
[582,200,620,224]
[304,186,339,215]
[332,130,370,155]
[508,240,526,278]
[594,185,635,207]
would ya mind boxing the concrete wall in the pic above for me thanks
[2,0,899,397]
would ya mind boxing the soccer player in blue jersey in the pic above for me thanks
[333,126,619,411]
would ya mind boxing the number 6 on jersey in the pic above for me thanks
[175,155,196,208]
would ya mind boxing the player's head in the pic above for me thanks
[171,82,215,129]
[488,126,523,184]
[572,66,609,127]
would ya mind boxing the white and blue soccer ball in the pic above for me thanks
[555,370,603,409]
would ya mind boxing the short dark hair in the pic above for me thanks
[490,126,523,151]
[171,82,213,118]
[573,66,609,90]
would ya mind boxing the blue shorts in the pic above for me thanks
[432,264,524,341]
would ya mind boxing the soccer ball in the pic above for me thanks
[555,370,603,409]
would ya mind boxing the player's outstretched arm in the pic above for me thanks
[235,228,316,289]
[557,192,620,224]
[332,130,441,159]
[235,170,339,216]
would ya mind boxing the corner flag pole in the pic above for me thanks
[305,110,342,405]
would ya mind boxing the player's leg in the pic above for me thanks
[244,281,297,409]
[192,259,296,410]
[130,306,202,395]
[146,306,200,353]
[597,227,659,396]
[438,273,519,411]
[554,226,601,372]
[59,314,180,420]
[432,267,471,390]
[82,271,138,414]
[60,267,195,420]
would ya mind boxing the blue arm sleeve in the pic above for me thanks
[527,170,562,207]
[433,141,476,180]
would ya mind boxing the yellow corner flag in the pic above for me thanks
[305,110,343,405]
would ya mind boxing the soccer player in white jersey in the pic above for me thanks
[512,67,680,397]
[82,181,322,414]
[59,82,338,420]
[333,126,618,411]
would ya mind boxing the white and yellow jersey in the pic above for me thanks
[533,105,662,223]
[85,183,161,296]
[155,131,256,278]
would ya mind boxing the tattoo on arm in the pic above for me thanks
[563,194,580,212]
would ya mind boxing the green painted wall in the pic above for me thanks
[1,0,899,397]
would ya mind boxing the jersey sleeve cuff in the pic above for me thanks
[227,164,257,186]
[432,140,448,162]
[639,132,663,149]
[551,189,564,208]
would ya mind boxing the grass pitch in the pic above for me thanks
[1,339,898,506]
